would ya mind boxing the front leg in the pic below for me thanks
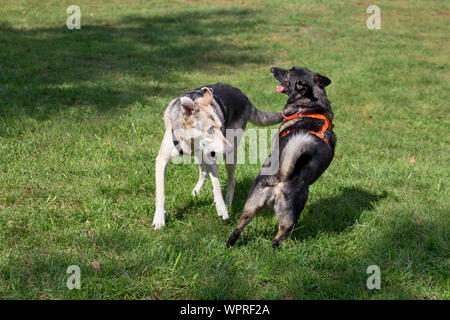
[153,129,179,230]
[153,153,169,229]
[192,163,208,196]
[207,163,229,220]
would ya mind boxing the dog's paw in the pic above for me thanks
[191,188,200,196]
[152,210,166,230]
[225,193,233,206]
[226,229,241,248]
[225,183,235,205]
[216,201,229,220]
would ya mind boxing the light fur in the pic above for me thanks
[279,133,315,178]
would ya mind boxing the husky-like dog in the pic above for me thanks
[153,83,282,229]
[226,67,336,247]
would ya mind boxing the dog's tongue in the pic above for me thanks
[276,85,285,93]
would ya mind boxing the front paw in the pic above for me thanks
[225,192,233,205]
[152,209,166,230]
[216,201,229,220]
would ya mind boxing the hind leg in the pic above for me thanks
[226,178,272,247]
[225,163,236,205]
[272,186,308,248]
[225,132,241,205]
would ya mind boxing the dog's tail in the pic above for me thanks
[249,104,283,126]
[278,133,316,180]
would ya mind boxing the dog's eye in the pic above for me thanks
[207,126,215,135]
[296,81,308,90]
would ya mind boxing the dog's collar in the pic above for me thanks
[172,129,184,155]
[172,129,197,155]
[280,112,334,146]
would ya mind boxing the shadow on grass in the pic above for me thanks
[0,8,265,128]
[294,187,388,240]
[171,196,214,221]
[231,175,388,241]
[230,174,255,213]
[286,215,449,299]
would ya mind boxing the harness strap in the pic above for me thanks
[279,113,334,145]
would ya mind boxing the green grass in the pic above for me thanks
[0,0,449,299]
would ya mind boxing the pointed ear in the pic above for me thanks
[180,96,198,118]
[196,87,213,106]
[314,73,331,88]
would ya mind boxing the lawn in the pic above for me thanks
[0,0,448,299]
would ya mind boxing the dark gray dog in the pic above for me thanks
[226,67,336,247]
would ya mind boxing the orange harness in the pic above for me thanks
[279,113,334,145]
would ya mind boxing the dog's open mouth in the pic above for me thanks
[276,85,285,93]
[271,68,287,94]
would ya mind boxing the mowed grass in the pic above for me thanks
[0,0,448,299]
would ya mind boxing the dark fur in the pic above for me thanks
[182,83,283,130]
[226,67,336,248]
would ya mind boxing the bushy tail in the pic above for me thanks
[279,134,315,180]
[249,105,283,126]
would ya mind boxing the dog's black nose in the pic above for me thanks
[210,151,216,158]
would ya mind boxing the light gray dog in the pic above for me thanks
[153,83,282,229]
